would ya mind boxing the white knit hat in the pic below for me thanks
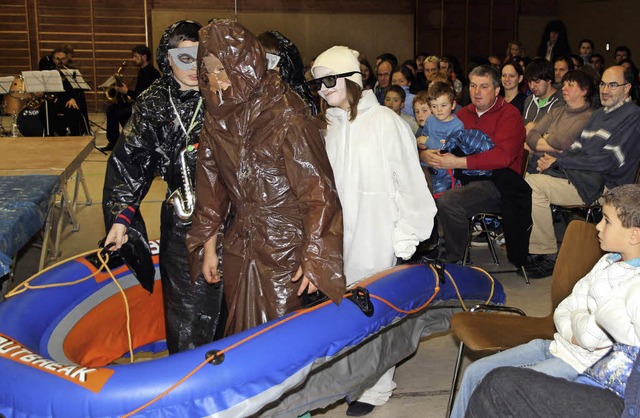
[311,46,363,88]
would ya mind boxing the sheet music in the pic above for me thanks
[98,75,116,89]
[21,71,65,93]
[0,76,14,95]
[60,69,91,90]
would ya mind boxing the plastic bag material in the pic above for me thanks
[186,20,345,336]
[103,20,225,352]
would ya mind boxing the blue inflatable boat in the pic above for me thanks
[0,243,504,417]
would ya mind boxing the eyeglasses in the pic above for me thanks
[599,81,629,90]
[309,71,361,89]
[377,72,391,78]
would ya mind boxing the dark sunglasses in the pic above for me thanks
[309,71,361,89]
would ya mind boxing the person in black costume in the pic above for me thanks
[101,45,161,152]
[257,30,318,115]
[102,20,225,354]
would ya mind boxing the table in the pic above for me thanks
[0,136,95,273]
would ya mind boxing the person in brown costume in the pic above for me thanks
[186,20,345,336]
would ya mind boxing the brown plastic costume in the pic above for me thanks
[186,20,345,336]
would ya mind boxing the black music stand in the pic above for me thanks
[22,70,65,136]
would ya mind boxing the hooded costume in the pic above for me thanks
[102,20,224,353]
[186,21,345,336]
[260,30,318,115]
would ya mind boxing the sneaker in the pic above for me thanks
[523,254,556,279]
[346,402,375,416]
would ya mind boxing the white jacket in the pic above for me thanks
[324,89,436,285]
[550,253,640,372]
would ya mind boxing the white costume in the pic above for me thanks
[552,253,640,372]
[324,88,436,285]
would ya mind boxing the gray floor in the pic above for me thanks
[5,114,553,418]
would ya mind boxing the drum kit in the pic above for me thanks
[1,75,49,137]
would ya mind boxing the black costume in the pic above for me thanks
[102,20,224,354]
[105,64,161,149]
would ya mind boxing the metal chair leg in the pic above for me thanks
[446,341,465,418]
[520,265,530,285]
[480,217,500,265]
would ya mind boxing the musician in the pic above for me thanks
[101,45,161,152]
[46,48,89,136]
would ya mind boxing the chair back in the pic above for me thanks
[550,220,604,310]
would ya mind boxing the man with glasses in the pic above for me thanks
[523,65,640,278]
[373,59,393,104]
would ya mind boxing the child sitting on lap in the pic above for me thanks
[418,82,464,197]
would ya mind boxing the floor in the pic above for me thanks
[4,113,553,418]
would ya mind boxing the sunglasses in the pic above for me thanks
[309,71,361,89]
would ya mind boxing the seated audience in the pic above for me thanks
[553,55,574,89]
[578,39,594,64]
[525,70,594,173]
[374,59,394,104]
[615,45,632,64]
[523,57,565,132]
[523,66,640,278]
[451,184,640,418]
[504,40,525,64]
[418,82,464,197]
[500,58,527,114]
[391,66,416,116]
[590,53,605,75]
[384,85,418,133]
[358,54,377,90]
[421,65,526,265]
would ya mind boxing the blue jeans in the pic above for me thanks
[450,339,579,418]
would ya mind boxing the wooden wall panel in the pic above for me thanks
[416,0,519,73]
[151,0,414,14]
[0,0,148,113]
[0,1,31,76]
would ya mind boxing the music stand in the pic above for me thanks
[22,70,65,136]
[60,69,91,91]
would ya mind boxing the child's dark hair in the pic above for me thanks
[168,21,201,49]
[427,81,455,104]
[602,184,640,228]
[385,85,406,102]
[318,79,362,122]
[525,57,554,82]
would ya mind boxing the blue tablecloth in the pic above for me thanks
[0,175,60,277]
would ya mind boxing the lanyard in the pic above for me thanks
[169,88,203,146]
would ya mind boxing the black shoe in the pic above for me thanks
[346,401,375,416]
[523,254,556,279]
[98,144,115,152]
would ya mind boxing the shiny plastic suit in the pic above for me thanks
[102,20,224,353]
[186,20,345,336]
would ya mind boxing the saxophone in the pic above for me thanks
[105,61,133,104]
[167,144,198,220]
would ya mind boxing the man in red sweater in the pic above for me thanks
[422,64,526,263]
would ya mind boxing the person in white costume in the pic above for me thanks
[310,46,436,417]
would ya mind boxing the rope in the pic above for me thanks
[443,265,495,312]
[5,248,136,363]
[123,265,444,417]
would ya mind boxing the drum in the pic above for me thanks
[17,106,45,137]
[4,76,32,115]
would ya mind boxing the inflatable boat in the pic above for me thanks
[0,243,504,417]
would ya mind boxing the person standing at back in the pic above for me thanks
[101,45,161,152]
